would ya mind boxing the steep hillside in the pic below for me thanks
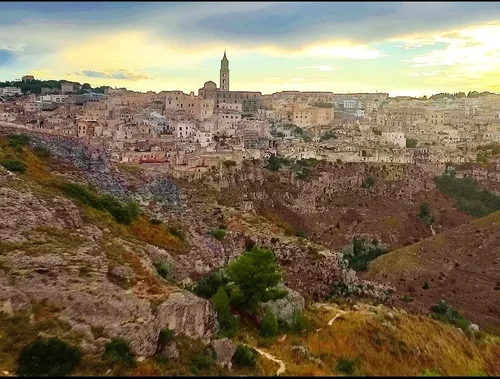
[367,210,500,332]
[177,160,472,253]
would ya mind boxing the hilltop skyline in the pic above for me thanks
[1,1,500,97]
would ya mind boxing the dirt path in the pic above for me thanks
[244,344,286,376]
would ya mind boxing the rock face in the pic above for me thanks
[260,283,305,326]
[211,338,237,369]
[155,291,218,342]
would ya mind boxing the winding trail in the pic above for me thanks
[244,344,287,376]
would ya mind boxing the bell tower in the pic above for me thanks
[220,50,229,91]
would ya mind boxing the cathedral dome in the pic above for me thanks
[203,81,217,90]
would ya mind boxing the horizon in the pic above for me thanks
[1,2,500,97]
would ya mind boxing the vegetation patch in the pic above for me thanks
[211,287,239,337]
[418,203,435,226]
[130,217,185,253]
[335,357,356,375]
[1,158,27,173]
[211,228,226,241]
[17,337,81,377]
[260,309,278,338]
[190,351,215,374]
[102,339,136,366]
[233,344,257,367]
[261,210,296,236]
[434,175,500,217]
[153,261,173,281]
[430,300,471,332]
[368,241,424,276]
[361,175,375,188]
[60,182,140,225]
[116,162,143,174]
[223,160,237,168]
[340,237,388,272]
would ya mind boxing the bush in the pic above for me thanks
[159,328,175,344]
[102,339,135,366]
[340,237,388,272]
[336,357,355,375]
[194,269,230,299]
[150,218,162,225]
[8,133,30,148]
[190,351,215,374]
[233,345,257,367]
[422,282,430,290]
[60,183,141,225]
[223,160,237,168]
[1,159,27,173]
[260,309,278,338]
[419,368,441,376]
[434,175,500,217]
[361,176,375,188]
[17,337,81,377]
[33,145,51,158]
[226,246,287,314]
[291,311,310,333]
[430,300,471,332]
[418,203,435,226]
[211,228,226,241]
[211,287,239,337]
[295,231,306,238]
[168,227,185,241]
[153,261,173,281]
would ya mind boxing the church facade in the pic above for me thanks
[198,51,262,115]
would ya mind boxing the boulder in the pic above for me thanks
[0,285,32,315]
[162,342,180,360]
[260,283,305,326]
[155,291,217,341]
[211,338,237,369]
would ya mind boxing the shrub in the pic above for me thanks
[150,218,162,225]
[33,145,51,158]
[434,175,500,217]
[260,309,278,338]
[153,261,173,281]
[361,176,375,188]
[291,311,310,333]
[223,160,237,168]
[8,133,30,148]
[336,357,356,375]
[211,228,226,241]
[1,159,27,173]
[190,351,215,374]
[60,183,141,225]
[430,299,471,332]
[336,158,343,164]
[422,282,430,290]
[211,287,239,337]
[168,227,185,241]
[194,269,230,299]
[340,237,388,272]
[226,246,287,314]
[159,328,175,344]
[102,339,135,366]
[233,345,257,367]
[418,203,435,226]
[295,231,306,238]
[17,337,81,377]
[295,167,310,180]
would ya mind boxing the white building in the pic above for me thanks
[355,109,365,118]
[343,99,358,109]
[41,95,68,104]
[173,122,195,139]
[1,87,22,96]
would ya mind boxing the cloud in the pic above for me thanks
[77,69,151,81]
[409,71,441,77]
[297,65,339,72]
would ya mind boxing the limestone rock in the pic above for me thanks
[260,283,305,326]
[162,342,180,360]
[155,291,217,341]
[469,324,480,333]
[0,285,32,315]
[211,338,236,368]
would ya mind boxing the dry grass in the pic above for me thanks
[368,241,424,277]
[116,163,143,174]
[259,306,500,376]
[260,210,296,236]
[129,217,185,254]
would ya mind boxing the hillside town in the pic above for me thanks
[1,52,500,177]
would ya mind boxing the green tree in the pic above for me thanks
[260,309,278,338]
[225,246,287,314]
[211,287,239,337]
[406,138,418,148]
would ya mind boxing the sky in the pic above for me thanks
[1,1,500,97]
